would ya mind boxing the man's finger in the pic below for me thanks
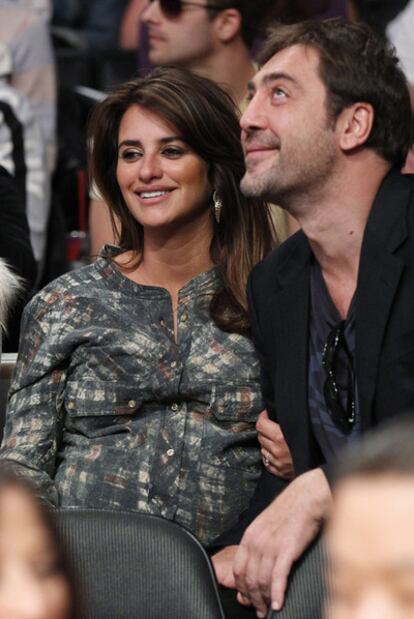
[236,591,252,607]
[233,544,249,593]
[270,552,295,611]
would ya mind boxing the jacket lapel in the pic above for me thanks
[271,235,318,472]
[356,171,409,428]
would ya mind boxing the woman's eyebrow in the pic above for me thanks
[118,136,184,150]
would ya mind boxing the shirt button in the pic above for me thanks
[128,400,136,408]
[170,361,177,368]
[67,401,75,410]
[166,448,175,457]
[171,403,179,412]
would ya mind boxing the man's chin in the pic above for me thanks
[240,174,257,197]
[240,173,274,200]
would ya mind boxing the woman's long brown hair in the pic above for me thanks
[88,65,277,333]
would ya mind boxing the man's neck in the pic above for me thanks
[294,158,390,270]
[295,158,391,317]
[188,42,255,107]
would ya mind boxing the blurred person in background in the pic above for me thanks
[51,0,130,52]
[0,0,56,281]
[0,466,76,619]
[119,0,147,50]
[0,166,36,353]
[0,67,292,559]
[347,0,410,35]
[326,417,414,619]
[386,0,414,173]
[141,0,272,109]
[0,42,48,276]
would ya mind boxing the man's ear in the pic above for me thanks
[213,8,241,44]
[337,102,374,151]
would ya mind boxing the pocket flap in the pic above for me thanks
[65,380,142,417]
[210,385,262,422]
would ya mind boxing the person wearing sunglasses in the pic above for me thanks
[141,0,271,109]
[211,18,414,619]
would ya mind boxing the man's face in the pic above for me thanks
[141,0,217,69]
[240,44,339,205]
[326,476,414,619]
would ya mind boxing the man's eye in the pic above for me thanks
[272,88,287,101]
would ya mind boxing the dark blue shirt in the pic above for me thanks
[308,258,361,461]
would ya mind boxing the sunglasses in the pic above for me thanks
[322,321,356,434]
[149,0,236,18]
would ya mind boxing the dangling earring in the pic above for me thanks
[213,190,222,224]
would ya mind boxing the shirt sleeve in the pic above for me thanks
[0,290,70,505]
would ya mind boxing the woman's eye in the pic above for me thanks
[120,149,142,161]
[162,147,183,158]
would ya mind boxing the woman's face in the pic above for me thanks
[116,105,212,233]
[0,485,72,619]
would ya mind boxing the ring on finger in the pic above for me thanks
[263,451,271,467]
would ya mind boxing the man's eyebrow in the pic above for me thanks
[262,72,302,89]
[248,71,302,94]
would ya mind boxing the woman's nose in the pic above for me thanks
[138,154,163,182]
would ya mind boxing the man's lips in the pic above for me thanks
[244,146,278,159]
[147,31,165,43]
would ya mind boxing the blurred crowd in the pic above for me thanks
[0,0,412,351]
[0,2,413,618]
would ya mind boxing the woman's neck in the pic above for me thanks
[118,214,214,293]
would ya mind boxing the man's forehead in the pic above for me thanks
[251,44,322,90]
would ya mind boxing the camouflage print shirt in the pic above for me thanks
[0,247,263,545]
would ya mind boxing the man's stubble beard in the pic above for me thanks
[240,134,338,209]
[240,164,282,202]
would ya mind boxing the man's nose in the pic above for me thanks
[141,0,159,24]
[240,92,267,133]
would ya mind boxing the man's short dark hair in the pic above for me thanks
[208,0,273,48]
[258,19,413,169]
[336,416,414,482]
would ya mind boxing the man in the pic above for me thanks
[212,18,414,618]
[327,416,414,619]
[141,0,272,108]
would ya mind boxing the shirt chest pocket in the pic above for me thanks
[201,385,262,472]
[64,380,142,439]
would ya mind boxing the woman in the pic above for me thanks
[0,467,76,619]
[0,66,278,546]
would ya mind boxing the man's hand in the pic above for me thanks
[211,545,238,589]
[233,468,331,618]
[256,410,295,479]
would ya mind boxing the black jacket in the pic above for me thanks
[215,169,414,546]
